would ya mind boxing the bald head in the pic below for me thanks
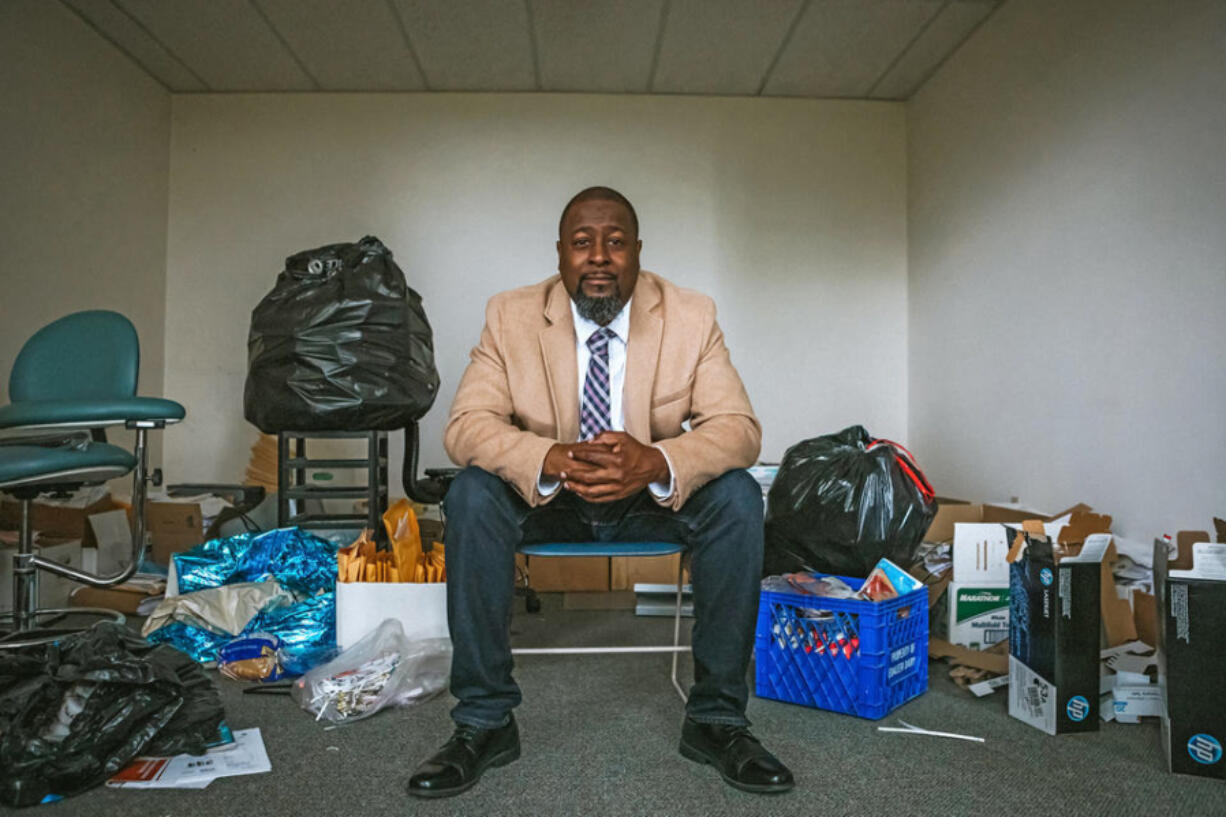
[558,186,639,239]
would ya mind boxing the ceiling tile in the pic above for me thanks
[764,0,942,98]
[870,0,998,99]
[62,0,208,91]
[651,0,804,95]
[531,0,663,93]
[390,0,536,91]
[254,0,424,91]
[117,0,316,91]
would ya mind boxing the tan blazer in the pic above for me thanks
[444,270,761,510]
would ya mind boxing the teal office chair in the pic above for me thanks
[0,310,184,647]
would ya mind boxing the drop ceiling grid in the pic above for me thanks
[532,0,664,93]
[650,0,806,95]
[56,0,1006,99]
[61,0,205,91]
[253,0,425,91]
[764,0,943,98]
[869,1,998,99]
[117,0,315,91]
[390,0,537,91]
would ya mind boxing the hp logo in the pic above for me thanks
[1188,734,1223,765]
[1066,695,1089,722]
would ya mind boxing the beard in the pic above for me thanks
[572,291,625,326]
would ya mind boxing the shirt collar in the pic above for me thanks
[570,297,632,344]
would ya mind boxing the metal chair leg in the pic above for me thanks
[1,427,155,649]
[671,557,688,703]
[1,496,126,648]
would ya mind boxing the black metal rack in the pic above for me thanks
[277,430,388,542]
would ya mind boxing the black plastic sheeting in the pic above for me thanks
[245,235,441,433]
[764,425,938,578]
[0,623,224,807]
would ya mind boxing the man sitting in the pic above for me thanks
[408,186,793,798]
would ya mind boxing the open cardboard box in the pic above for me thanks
[0,493,118,547]
[1006,513,1113,734]
[145,500,206,565]
[69,580,165,616]
[923,498,1060,544]
[1154,525,1226,778]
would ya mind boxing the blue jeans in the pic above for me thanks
[442,466,764,729]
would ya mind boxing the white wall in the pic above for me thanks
[0,0,171,465]
[908,0,1226,537]
[164,94,908,489]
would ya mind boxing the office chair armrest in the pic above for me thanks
[0,398,186,440]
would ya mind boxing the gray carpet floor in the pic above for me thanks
[39,595,1224,817]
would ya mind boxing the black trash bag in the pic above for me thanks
[0,622,224,808]
[763,425,938,578]
[244,235,441,433]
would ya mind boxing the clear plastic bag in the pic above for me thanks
[290,618,450,723]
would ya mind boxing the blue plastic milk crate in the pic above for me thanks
[754,574,928,719]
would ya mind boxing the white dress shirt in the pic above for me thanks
[537,298,675,500]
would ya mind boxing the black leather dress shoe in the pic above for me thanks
[679,718,794,794]
[408,716,521,799]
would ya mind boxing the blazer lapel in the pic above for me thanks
[623,272,663,443]
[539,279,579,442]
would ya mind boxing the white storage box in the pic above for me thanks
[336,581,448,651]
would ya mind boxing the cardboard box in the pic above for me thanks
[0,494,117,546]
[952,523,1011,583]
[68,582,163,616]
[335,581,448,651]
[146,501,205,564]
[1099,642,1161,724]
[526,556,609,592]
[611,553,688,591]
[1155,535,1226,778]
[934,582,1010,649]
[1007,529,1109,735]
[924,499,1055,544]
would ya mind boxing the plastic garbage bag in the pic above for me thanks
[244,235,440,433]
[291,619,450,724]
[0,622,223,807]
[763,425,938,578]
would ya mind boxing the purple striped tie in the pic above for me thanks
[579,327,615,441]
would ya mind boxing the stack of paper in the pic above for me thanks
[107,728,271,789]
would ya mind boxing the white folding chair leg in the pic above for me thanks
[671,557,688,703]
[510,554,691,703]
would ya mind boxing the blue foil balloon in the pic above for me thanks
[155,527,340,673]
[173,528,339,596]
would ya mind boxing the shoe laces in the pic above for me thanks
[722,725,760,745]
[450,723,483,744]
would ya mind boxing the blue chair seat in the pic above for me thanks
[519,541,683,558]
[0,397,185,431]
[0,443,136,488]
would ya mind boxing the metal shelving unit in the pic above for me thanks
[276,430,388,542]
